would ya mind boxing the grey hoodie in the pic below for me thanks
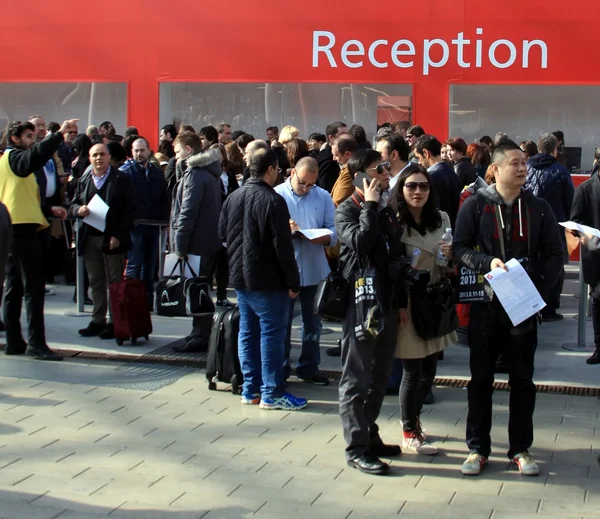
[170,147,223,258]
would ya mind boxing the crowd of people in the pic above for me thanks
[1,113,599,479]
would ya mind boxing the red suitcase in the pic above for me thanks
[109,278,153,346]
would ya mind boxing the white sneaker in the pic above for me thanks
[461,453,488,476]
[511,452,540,476]
[402,432,438,455]
[45,288,56,296]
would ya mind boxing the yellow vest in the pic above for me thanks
[0,150,48,230]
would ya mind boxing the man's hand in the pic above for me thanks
[289,219,300,233]
[398,308,409,327]
[581,232,594,246]
[288,290,299,300]
[490,258,507,271]
[59,119,79,136]
[78,205,90,217]
[109,237,120,250]
[51,206,68,220]
[177,253,187,260]
[309,236,331,246]
[363,177,380,203]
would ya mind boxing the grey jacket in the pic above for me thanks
[170,148,223,258]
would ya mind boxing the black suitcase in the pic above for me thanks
[206,305,243,394]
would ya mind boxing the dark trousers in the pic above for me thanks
[544,268,565,314]
[3,224,47,349]
[0,203,11,313]
[339,301,398,459]
[467,303,537,459]
[189,252,217,342]
[126,225,159,304]
[592,296,600,347]
[215,245,229,301]
[400,353,438,432]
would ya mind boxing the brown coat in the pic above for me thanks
[395,211,457,359]
[327,164,355,259]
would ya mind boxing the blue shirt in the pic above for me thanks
[275,179,337,287]
[92,168,111,190]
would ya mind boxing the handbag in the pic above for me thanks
[314,269,349,322]
[410,278,458,340]
[353,266,385,342]
[156,259,215,317]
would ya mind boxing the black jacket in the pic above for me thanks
[428,161,461,229]
[453,185,564,303]
[526,153,574,224]
[69,167,136,256]
[335,191,407,311]
[317,144,340,193]
[219,178,300,293]
[170,148,223,257]
[454,157,477,188]
[119,159,168,221]
[571,174,600,290]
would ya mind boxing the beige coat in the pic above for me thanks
[395,211,457,359]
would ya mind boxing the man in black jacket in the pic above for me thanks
[453,139,563,477]
[219,148,307,411]
[119,137,168,309]
[0,119,76,361]
[412,135,461,228]
[317,121,348,192]
[447,137,477,188]
[336,149,408,476]
[70,144,136,340]
[571,174,600,364]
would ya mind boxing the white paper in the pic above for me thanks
[484,258,546,326]
[297,228,334,240]
[163,253,201,279]
[83,194,109,232]
[559,221,600,239]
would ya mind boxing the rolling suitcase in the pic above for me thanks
[206,305,243,394]
[110,278,153,346]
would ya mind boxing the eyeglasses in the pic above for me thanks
[404,182,430,192]
[367,162,391,175]
[295,175,316,189]
[406,134,413,139]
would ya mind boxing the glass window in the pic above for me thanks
[0,82,127,134]
[450,85,600,172]
[160,83,412,140]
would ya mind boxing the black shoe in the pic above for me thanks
[587,348,600,365]
[172,337,208,353]
[326,346,341,357]
[347,452,390,475]
[541,312,564,323]
[423,389,435,405]
[369,441,402,458]
[99,324,115,340]
[299,372,330,386]
[0,320,5,332]
[26,346,63,361]
[5,339,27,355]
[217,299,235,308]
[78,322,105,337]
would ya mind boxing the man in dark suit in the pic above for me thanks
[69,144,136,340]
[317,121,348,193]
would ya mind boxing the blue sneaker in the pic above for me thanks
[241,393,260,405]
[259,393,308,411]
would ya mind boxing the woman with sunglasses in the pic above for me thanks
[391,164,457,455]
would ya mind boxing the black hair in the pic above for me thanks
[47,122,60,133]
[413,135,442,157]
[4,121,35,148]
[378,133,410,162]
[99,121,115,136]
[91,134,105,145]
[199,125,219,145]
[347,149,382,177]
[325,121,347,139]
[308,133,326,144]
[122,134,139,157]
[236,133,255,151]
[124,126,139,137]
[249,148,278,178]
[407,125,425,138]
[157,140,175,159]
[491,137,522,163]
[266,126,279,134]
[73,133,93,162]
[552,130,565,143]
[107,141,126,163]
[394,164,442,234]
[349,124,369,146]
[335,137,358,156]
[161,124,177,140]
[479,135,493,146]
[231,130,246,141]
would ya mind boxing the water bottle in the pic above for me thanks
[436,228,453,267]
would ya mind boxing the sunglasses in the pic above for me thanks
[367,162,391,175]
[404,181,430,192]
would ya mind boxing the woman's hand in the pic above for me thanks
[580,232,594,246]
[439,241,453,260]
[398,308,409,327]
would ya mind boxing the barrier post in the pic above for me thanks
[63,219,88,317]
[562,253,593,351]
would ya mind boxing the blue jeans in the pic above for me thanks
[126,225,159,301]
[284,285,322,379]
[236,289,289,399]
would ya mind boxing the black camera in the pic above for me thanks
[388,257,431,287]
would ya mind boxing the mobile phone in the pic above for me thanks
[352,172,373,190]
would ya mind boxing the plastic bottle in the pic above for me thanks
[436,228,453,267]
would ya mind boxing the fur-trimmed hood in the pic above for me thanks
[185,147,222,177]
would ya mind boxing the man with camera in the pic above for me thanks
[335,149,409,475]
[453,138,563,477]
